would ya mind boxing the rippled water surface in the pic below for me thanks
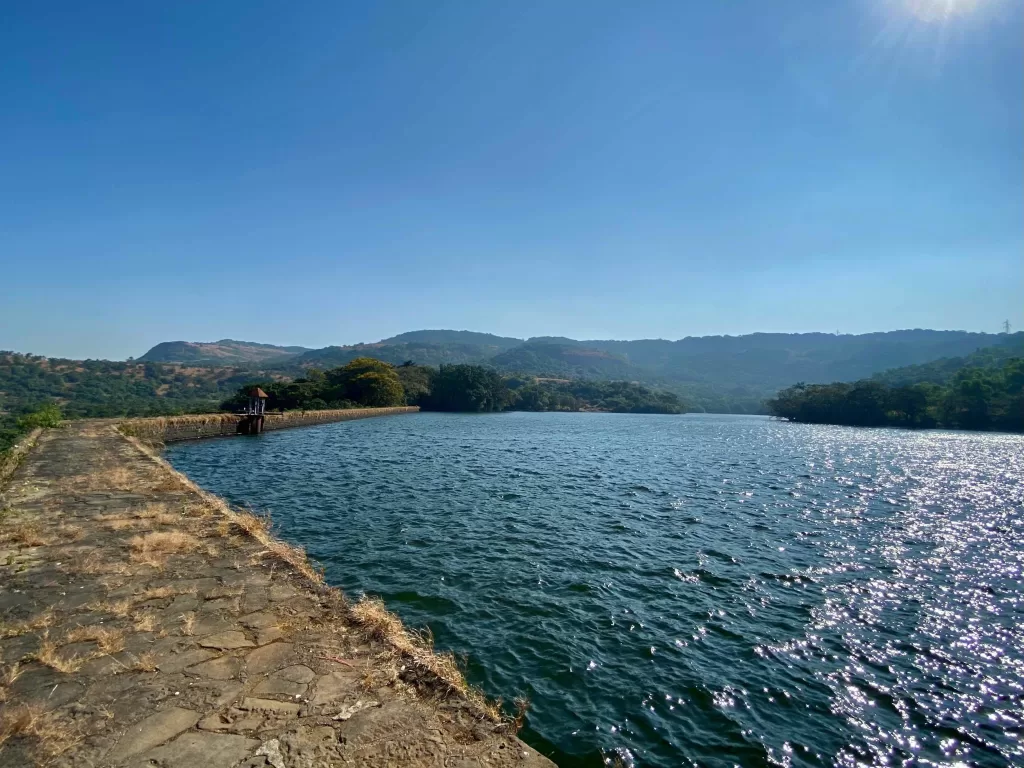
[166,413,1024,767]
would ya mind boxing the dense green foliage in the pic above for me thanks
[140,329,1023,413]
[221,361,684,415]
[508,379,685,414]
[0,403,63,455]
[425,365,511,412]
[767,358,1024,432]
[869,337,1024,387]
[220,358,406,411]
[0,352,260,418]
[15,402,63,430]
[490,343,636,379]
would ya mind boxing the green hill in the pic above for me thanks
[139,339,308,365]
[287,342,494,370]
[870,336,1024,386]
[380,329,523,351]
[491,342,638,379]
[135,329,1024,413]
[0,352,274,418]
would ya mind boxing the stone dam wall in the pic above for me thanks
[0,421,552,766]
[119,406,419,443]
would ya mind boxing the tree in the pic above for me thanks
[426,365,509,412]
[348,371,405,407]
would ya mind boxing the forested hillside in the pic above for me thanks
[767,353,1024,432]
[138,329,1022,413]
[221,360,685,415]
[0,352,273,418]
[870,337,1024,386]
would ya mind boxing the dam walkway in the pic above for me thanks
[0,421,552,767]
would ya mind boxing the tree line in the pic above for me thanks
[220,358,686,415]
[766,358,1024,432]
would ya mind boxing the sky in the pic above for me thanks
[1,0,1021,360]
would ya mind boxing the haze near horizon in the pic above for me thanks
[2,0,1021,360]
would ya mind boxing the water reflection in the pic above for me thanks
[168,414,1024,767]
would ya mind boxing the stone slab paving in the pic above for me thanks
[0,423,555,767]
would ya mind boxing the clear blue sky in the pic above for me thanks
[2,1,1021,360]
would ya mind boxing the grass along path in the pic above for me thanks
[0,421,552,767]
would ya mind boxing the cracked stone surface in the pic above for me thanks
[0,422,555,767]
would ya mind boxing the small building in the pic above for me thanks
[246,387,268,416]
[240,387,268,434]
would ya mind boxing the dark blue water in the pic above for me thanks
[166,412,1024,767]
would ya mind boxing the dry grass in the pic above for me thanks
[0,522,50,548]
[137,585,177,601]
[97,503,181,532]
[100,517,143,531]
[128,530,201,568]
[70,551,130,577]
[130,651,157,672]
[118,429,502,722]
[0,704,82,759]
[2,662,23,688]
[133,613,159,633]
[0,609,56,639]
[0,662,23,702]
[350,596,498,719]
[62,465,136,492]
[1,521,84,547]
[32,634,84,674]
[179,612,196,636]
[63,625,125,655]
[87,599,133,619]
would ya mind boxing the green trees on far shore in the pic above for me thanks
[220,357,407,412]
[221,361,686,415]
[766,358,1024,432]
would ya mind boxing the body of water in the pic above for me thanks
[166,412,1024,767]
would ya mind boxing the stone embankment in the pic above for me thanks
[0,421,553,767]
[121,406,420,444]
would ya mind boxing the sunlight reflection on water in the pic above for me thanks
[168,414,1024,767]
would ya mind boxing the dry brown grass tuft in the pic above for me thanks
[62,465,136,492]
[32,634,84,674]
[2,662,23,688]
[133,613,158,633]
[97,503,179,530]
[130,651,157,672]
[87,599,134,619]
[133,503,180,526]
[128,530,201,568]
[0,522,50,548]
[101,517,143,531]
[350,596,498,717]
[54,523,84,542]
[63,625,126,655]
[72,551,131,577]
[0,609,56,639]
[0,662,23,702]
[0,703,82,759]
[137,585,176,601]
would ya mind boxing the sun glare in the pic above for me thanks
[901,0,984,22]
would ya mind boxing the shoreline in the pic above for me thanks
[0,420,553,766]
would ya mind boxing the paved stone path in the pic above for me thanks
[0,423,554,767]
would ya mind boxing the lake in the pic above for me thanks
[166,412,1024,767]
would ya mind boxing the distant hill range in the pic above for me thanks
[138,329,1024,413]
[139,339,311,366]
